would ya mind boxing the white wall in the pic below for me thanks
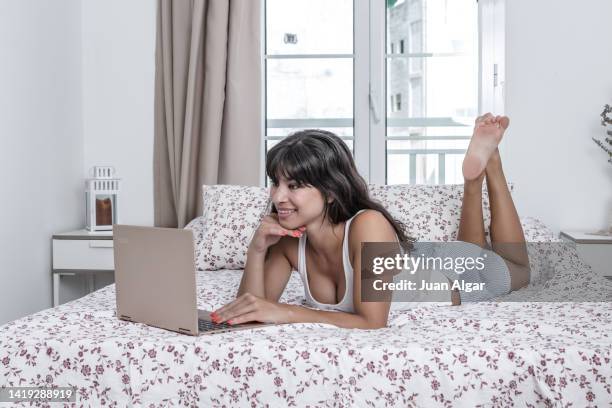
[0,0,84,324]
[503,0,612,234]
[82,0,156,226]
[0,0,155,326]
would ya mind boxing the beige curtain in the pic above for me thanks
[154,0,262,228]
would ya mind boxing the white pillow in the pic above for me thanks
[187,183,515,271]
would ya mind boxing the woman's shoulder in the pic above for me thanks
[349,209,396,240]
[352,208,385,222]
[346,210,397,266]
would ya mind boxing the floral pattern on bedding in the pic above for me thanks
[186,185,270,271]
[367,183,505,242]
[1,241,610,407]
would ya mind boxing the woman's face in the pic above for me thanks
[270,176,327,229]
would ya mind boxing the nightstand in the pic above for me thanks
[52,229,114,306]
[559,231,612,280]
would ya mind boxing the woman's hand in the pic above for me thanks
[211,293,289,325]
[249,214,305,254]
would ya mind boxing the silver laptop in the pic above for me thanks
[113,225,276,335]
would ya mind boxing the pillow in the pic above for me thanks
[368,183,511,241]
[519,216,557,242]
[186,185,268,271]
[187,183,515,271]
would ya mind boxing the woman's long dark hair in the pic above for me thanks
[266,129,412,243]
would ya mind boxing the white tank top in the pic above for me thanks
[296,210,365,313]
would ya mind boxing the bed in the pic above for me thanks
[1,184,611,407]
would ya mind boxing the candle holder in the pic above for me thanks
[85,166,120,232]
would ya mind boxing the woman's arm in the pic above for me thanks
[282,304,386,329]
[345,209,397,327]
[236,238,294,301]
[236,248,267,299]
[236,213,304,300]
[214,293,385,329]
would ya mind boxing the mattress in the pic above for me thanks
[0,244,611,407]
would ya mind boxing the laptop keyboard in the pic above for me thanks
[198,319,233,332]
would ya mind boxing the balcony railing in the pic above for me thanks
[266,117,470,184]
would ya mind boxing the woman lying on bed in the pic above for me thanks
[211,114,530,329]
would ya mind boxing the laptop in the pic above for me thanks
[113,225,277,335]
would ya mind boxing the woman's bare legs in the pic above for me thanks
[484,149,530,290]
[457,171,488,248]
[451,171,486,305]
[457,114,530,295]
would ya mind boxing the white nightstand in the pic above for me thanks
[52,229,114,306]
[559,231,612,280]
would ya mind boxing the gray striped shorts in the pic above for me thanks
[411,241,512,303]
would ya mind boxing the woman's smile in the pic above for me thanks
[277,208,297,219]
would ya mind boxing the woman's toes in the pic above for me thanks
[499,116,510,130]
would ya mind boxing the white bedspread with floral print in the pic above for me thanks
[1,235,611,407]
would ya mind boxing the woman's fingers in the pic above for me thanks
[268,225,288,236]
[228,312,260,325]
[259,222,287,237]
[217,303,257,324]
[263,223,304,238]
[262,213,306,235]
[214,294,260,323]
[213,294,250,317]
[251,217,305,253]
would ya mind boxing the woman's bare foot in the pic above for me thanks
[462,113,510,180]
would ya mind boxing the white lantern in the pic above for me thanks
[85,166,120,232]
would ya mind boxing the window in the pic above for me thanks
[264,0,354,174]
[263,0,479,185]
[409,20,423,72]
[409,79,422,117]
